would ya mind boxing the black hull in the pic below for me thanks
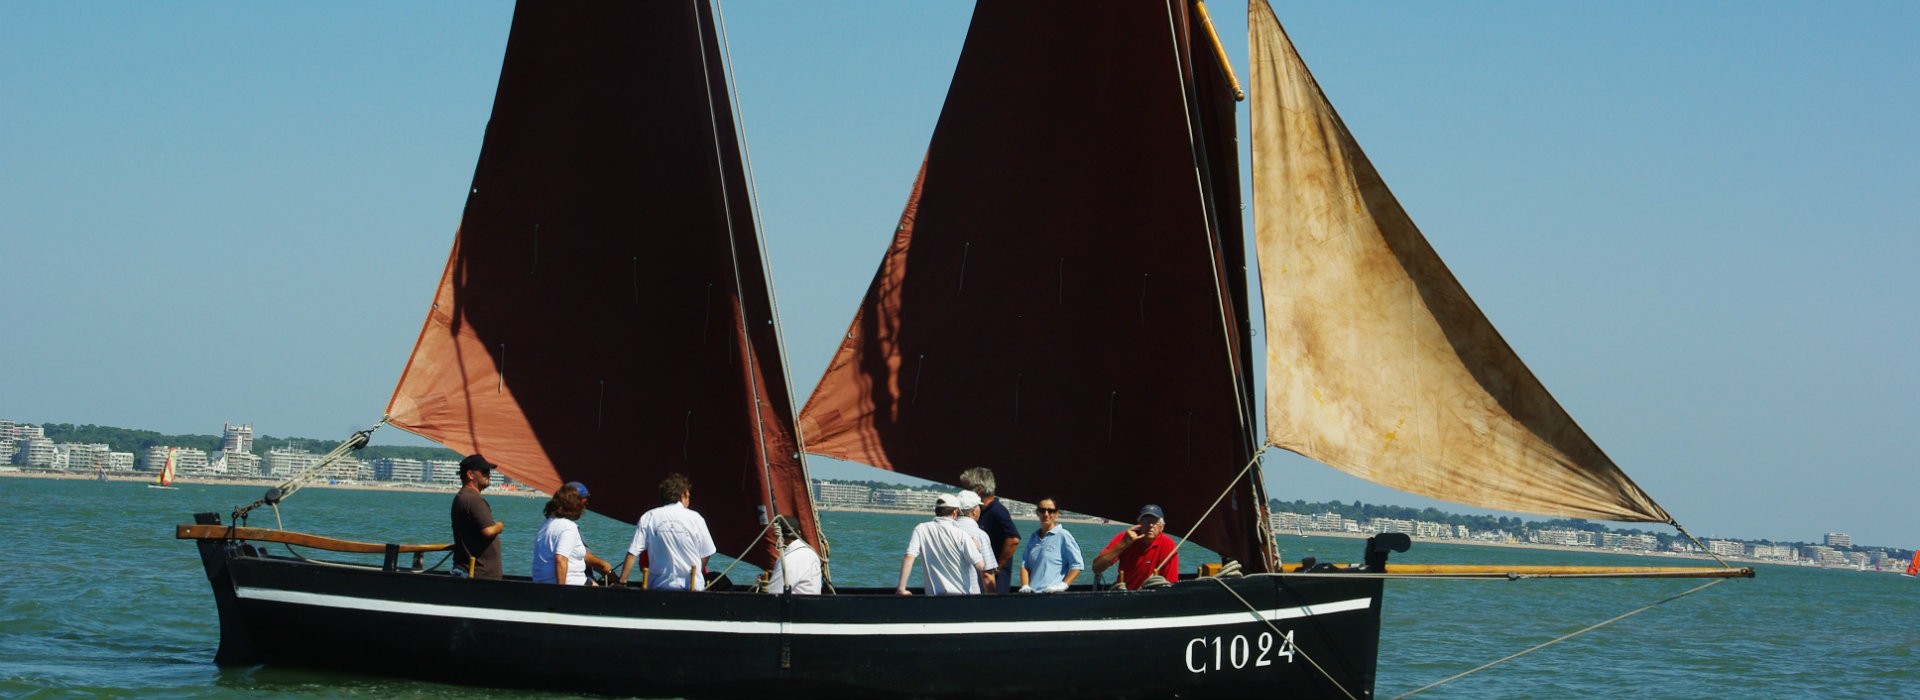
[190,532,1381,698]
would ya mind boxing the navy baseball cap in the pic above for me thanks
[1137,504,1165,521]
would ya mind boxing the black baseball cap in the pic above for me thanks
[460,454,495,473]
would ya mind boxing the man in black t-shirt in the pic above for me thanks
[451,454,505,579]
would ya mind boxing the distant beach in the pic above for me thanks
[0,469,1846,570]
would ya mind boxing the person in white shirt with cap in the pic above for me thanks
[953,490,998,594]
[896,493,986,595]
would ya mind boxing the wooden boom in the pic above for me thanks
[1280,563,1756,579]
[176,524,450,554]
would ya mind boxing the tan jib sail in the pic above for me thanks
[384,0,817,568]
[1249,0,1669,523]
[800,0,1277,570]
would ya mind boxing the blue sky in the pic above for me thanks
[2,2,1913,548]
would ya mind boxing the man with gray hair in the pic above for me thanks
[959,467,1020,593]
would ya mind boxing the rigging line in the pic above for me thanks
[693,0,783,551]
[234,424,379,520]
[1159,0,1269,567]
[713,0,820,533]
[1157,448,1265,574]
[1162,0,1255,440]
[1670,521,1732,569]
[1389,578,1730,699]
[1206,578,1358,700]
[710,517,780,585]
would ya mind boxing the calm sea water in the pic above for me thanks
[1,477,1912,699]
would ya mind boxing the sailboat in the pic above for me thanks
[149,447,178,490]
[176,2,1747,698]
[1903,551,1917,578]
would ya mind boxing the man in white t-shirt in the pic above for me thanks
[896,493,986,596]
[764,515,822,595]
[953,490,997,594]
[619,472,718,591]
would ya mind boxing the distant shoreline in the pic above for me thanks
[0,469,547,498]
[0,469,1884,572]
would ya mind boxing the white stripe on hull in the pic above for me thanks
[235,586,1373,636]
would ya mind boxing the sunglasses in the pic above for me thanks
[1036,507,1058,514]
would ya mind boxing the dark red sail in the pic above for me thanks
[386,0,816,568]
[798,1,1274,571]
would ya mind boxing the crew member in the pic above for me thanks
[451,454,505,580]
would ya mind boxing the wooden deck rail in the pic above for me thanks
[176,524,451,554]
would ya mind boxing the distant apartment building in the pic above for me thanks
[1271,511,1308,532]
[370,457,426,482]
[1371,518,1413,534]
[869,487,929,509]
[1312,512,1346,532]
[263,447,363,482]
[16,437,55,467]
[1455,524,1471,540]
[105,451,135,472]
[145,446,210,473]
[223,452,263,477]
[812,481,872,508]
[1414,521,1448,538]
[330,455,366,482]
[53,443,112,472]
[1757,543,1798,560]
[1823,532,1851,548]
[17,424,45,440]
[0,418,15,464]
[1006,501,1040,519]
[425,459,460,485]
[222,422,254,455]
[264,447,318,478]
[1533,529,1594,547]
[1706,540,1745,558]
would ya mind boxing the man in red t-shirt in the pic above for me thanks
[1092,504,1178,590]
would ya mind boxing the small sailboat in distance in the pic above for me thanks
[148,447,179,490]
[1904,551,1918,578]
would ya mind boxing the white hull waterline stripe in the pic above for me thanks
[235,587,1372,636]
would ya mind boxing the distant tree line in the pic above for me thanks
[36,422,459,469]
